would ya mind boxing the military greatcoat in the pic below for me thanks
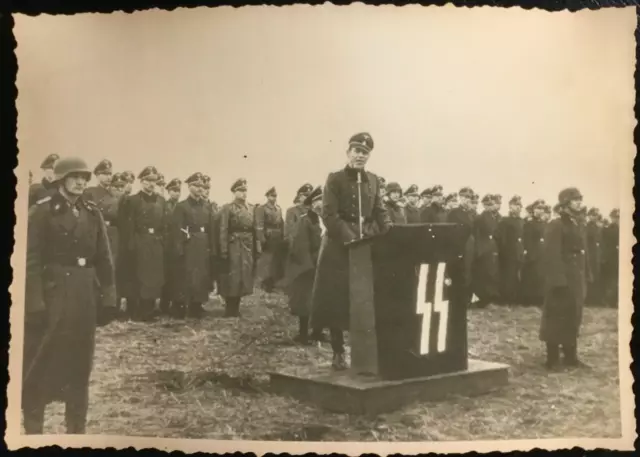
[255,201,285,285]
[472,210,501,302]
[601,221,619,307]
[23,191,115,412]
[496,215,525,304]
[585,220,603,305]
[310,167,391,331]
[539,213,590,345]
[123,191,167,300]
[521,217,547,305]
[169,196,215,304]
[404,203,421,224]
[385,200,406,224]
[217,199,260,298]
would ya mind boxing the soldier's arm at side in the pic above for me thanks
[322,173,357,243]
[25,204,47,315]
[254,205,266,245]
[218,205,230,259]
[93,206,116,308]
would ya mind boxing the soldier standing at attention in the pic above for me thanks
[521,199,547,306]
[100,172,126,274]
[601,208,619,308]
[122,171,135,196]
[22,157,116,434]
[122,166,167,321]
[255,187,285,293]
[418,188,430,210]
[540,188,590,370]
[384,182,406,224]
[585,207,603,306]
[84,159,113,204]
[218,179,261,317]
[285,183,313,243]
[447,187,476,303]
[472,194,501,308]
[496,195,525,305]
[28,154,60,207]
[170,173,214,319]
[420,185,448,223]
[403,184,421,223]
[115,170,136,317]
[284,186,324,345]
[159,178,182,315]
[310,132,391,370]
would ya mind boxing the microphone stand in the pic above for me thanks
[357,170,364,239]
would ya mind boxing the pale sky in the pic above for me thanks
[14,5,636,214]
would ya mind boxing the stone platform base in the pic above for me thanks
[269,359,509,415]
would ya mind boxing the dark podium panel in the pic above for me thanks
[348,223,471,381]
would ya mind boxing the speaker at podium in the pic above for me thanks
[270,222,509,415]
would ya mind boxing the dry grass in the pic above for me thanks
[40,291,621,441]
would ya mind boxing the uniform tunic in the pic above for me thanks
[123,191,167,300]
[84,186,120,266]
[23,191,115,411]
[496,215,525,304]
[115,194,133,299]
[521,218,547,305]
[170,196,215,304]
[404,203,421,224]
[284,210,322,317]
[447,207,476,289]
[284,204,307,242]
[162,198,180,301]
[420,203,448,223]
[28,178,57,207]
[217,199,260,298]
[539,213,589,345]
[310,167,391,331]
[385,200,406,224]
[255,201,285,285]
[585,220,603,305]
[472,210,501,301]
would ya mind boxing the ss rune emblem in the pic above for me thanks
[415,262,450,355]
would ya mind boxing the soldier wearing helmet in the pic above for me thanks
[539,187,590,371]
[22,156,116,435]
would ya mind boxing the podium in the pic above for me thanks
[269,224,509,415]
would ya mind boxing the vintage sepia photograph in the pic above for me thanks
[6,4,636,454]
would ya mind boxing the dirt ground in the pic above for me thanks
[40,291,621,441]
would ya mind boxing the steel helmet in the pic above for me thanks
[53,157,92,182]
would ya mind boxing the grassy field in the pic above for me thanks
[40,291,621,441]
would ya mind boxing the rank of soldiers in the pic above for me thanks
[23,142,621,434]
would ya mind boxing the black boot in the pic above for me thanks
[65,391,89,434]
[293,317,310,345]
[330,328,348,370]
[545,343,561,371]
[563,341,589,369]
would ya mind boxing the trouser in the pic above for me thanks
[130,298,155,321]
[23,386,89,434]
[330,328,345,355]
[224,297,241,316]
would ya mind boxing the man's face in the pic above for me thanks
[509,204,521,216]
[542,212,551,222]
[110,184,125,199]
[408,195,419,206]
[611,215,619,224]
[42,168,55,182]
[346,146,370,169]
[235,189,247,201]
[312,199,322,212]
[568,199,582,213]
[267,195,277,204]
[203,186,211,200]
[124,182,133,195]
[380,188,387,199]
[63,173,89,196]
[141,178,156,194]
[168,189,181,201]
[189,184,201,198]
[97,172,112,186]
[432,193,444,206]
[389,191,401,202]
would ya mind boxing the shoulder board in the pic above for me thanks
[35,196,52,205]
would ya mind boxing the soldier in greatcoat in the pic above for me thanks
[310,132,391,370]
[115,170,135,317]
[28,154,60,207]
[159,178,182,315]
[585,207,603,306]
[122,166,167,321]
[496,195,525,305]
[540,188,591,370]
[22,157,116,434]
[169,173,215,319]
[447,187,476,303]
[384,182,406,224]
[122,171,135,196]
[283,186,324,345]
[403,184,421,223]
[471,194,501,307]
[284,183,313,243]
[101,172,126,270]
[201,174,221,295]
[420,185,448,223]
[521,199,548,306]
[84,159,113,203]
[255,187,285,293]
[601,208,619,307]
[217,178,261,317]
